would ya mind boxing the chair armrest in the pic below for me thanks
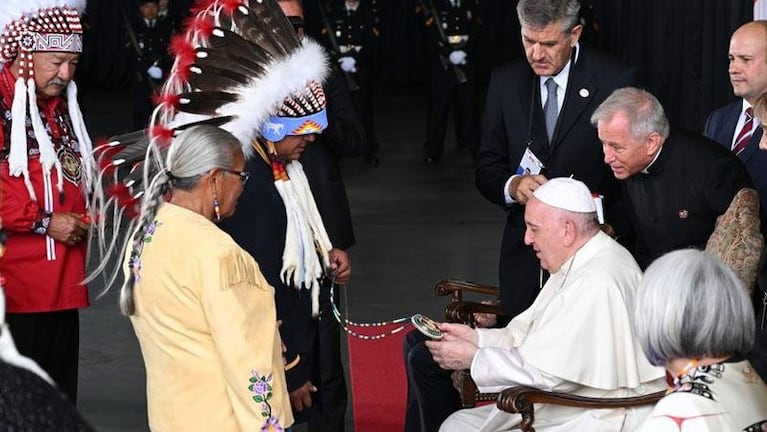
[434,279,500,301]
[444,301,505,324]
[497,386,665,432]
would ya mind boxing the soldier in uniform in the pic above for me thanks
[127,0,173,129]
[418,0,482,164]
[325,0,381,165]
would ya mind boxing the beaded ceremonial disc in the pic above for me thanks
[411,314,444,340]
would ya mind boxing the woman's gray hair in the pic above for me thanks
[590,87,670,141]
[165,125,241,190]
[119,125,241,315]
[516,0,580,32]
[632,249,755,366]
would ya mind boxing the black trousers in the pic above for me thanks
[6,309,80,402]
[403,330,461,432]
[423,62,479,161]
[298,281,348,432]
[131,75,163,130]
[350,70,378,157]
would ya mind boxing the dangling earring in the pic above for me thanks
[213,194,221,222]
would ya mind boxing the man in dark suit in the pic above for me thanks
[704,21,767,229]
[703,20,767,382]
[270,2,362,431]
[402,1,637,431]
[475,0,638,319]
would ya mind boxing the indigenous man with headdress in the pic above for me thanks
[0,0,93,402]
[93,0,350,426]
[219,47,353,432]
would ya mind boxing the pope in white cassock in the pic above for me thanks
[430,177,666,432]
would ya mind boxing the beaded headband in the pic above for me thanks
[0,5,84,79]
[261,81,329,141]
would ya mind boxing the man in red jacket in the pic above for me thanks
[0,0,94,402]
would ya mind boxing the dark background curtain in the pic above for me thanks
[77,0,752,132]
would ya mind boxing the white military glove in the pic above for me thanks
[147,65,163,80]
[448,50,467,65]
[338,56,357,73]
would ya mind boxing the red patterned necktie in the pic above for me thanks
[732,107,754,155]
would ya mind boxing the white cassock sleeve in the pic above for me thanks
[469,346,581,394]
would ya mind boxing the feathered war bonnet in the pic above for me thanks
[91,0,332,310]
[99,0,329,200]
[0,0,92,201]
[152,0,329,156]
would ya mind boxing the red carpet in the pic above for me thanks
[348,324,410,432]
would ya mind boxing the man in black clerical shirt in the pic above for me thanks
[592,87,752,269]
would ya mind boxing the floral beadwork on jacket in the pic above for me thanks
[249,370,283,431]
[128,220,162,283]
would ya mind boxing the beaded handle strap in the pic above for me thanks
[328,273,414,340]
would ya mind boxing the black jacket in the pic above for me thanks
[475,45,638,317]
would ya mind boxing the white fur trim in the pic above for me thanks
[7,77,38,200]
[66,80,94,189]
[272,159,334,317]
[173,37,329,159]
[8,77,27,176]
[26,78,63,194]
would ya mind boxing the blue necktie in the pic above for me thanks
[544,78,559,141]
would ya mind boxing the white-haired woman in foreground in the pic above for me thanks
[633,249,767,431]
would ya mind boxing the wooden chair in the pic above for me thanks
[434,279,665,431]
[431,188,762,430]
[434,279,505,408]
[496,386,665,432]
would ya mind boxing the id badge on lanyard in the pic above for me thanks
[515,146,545,176]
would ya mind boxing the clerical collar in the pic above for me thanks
[345,1,359,11]
[641,145,663,174]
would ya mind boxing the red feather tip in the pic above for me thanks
[185,15,214,39]
[155,92,180,109]
[169,35,195,61]
[94,137,111,148]
[150,125,174,144]
[173,65,192,84]
[219,0,243,15]
[190,0,218,14]
[106,184,134,205]
[96,146,123,171]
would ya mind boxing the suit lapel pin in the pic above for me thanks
[579,88,590,98]
[678,209,689,219]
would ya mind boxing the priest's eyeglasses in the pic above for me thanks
[220,168,250,184]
